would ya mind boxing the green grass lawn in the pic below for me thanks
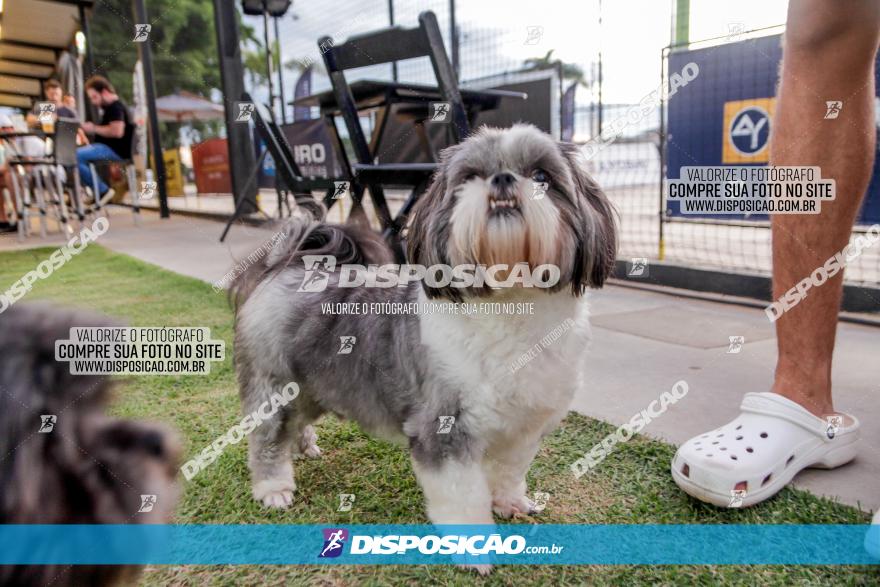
[1,245,877,586]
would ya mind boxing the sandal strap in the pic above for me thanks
[740,393,831,441]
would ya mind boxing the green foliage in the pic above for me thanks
[88,0,223,147]
[523,49,588,87]
[90,0,221,99]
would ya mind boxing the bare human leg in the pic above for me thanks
[770,0,880,417]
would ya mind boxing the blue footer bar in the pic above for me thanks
[1,524,878,565]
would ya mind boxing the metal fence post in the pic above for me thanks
[213,0,258,214]
[450,0,459,80]
[132,0,169,219]
[658,46,667,261]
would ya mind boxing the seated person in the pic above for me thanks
[77,76,134,205]
[25,79,77,126]
[0,114,18,232]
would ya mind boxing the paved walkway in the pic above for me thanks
[137,187,880,287]
[2,207,877,512]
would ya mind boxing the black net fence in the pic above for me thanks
[244,1,878,289]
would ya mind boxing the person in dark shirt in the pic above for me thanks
[78,75,134,204]
[26,79,77,123]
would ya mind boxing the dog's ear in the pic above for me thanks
[405,143,462,274]
[558,142,618,292]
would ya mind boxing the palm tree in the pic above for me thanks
[523,49,588,87]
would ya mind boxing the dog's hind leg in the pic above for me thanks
[244,374,295,508]
[293,424,322,460]
[241,371,320,508]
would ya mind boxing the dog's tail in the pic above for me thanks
[229,217,394,309]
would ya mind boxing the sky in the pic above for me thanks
[250,0,791,107]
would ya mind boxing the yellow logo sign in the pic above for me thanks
[722,98,776,164]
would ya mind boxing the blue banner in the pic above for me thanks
[293,66,313,122]
[666,34,880,224]
[0,524,877,565]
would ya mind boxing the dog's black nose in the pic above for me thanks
[491,172,516,188]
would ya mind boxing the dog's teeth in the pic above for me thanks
[490,200,496,209]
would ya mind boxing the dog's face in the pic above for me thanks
[407,124,617,300]
[0,303,180,587]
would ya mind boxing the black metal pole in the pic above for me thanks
[597,0,603,136]
[263,8,275,120]
[388,0,398,81]
[213,0,258,214]
[658,47,667,261]
[274,15,287,123]
[449,0,459,80]
[132,0,169,218]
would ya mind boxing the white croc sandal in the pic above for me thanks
[671,392,859,508]
[867,510,880,559]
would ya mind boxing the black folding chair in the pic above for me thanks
[52,118,86,227]
[257,100,355,217]
[9,118,82,239]
[220,94,328,242]
[319,10,469,252]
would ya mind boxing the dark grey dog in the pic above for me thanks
[232,124,616,524]
[0,303,179,587]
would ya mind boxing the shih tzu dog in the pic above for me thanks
[232,124,616,524]
[0,303,180,587]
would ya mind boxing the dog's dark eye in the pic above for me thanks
[531,169,550,184]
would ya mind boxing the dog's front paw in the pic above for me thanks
[492,495,536,519]
[459,563,493,575]
[253,479,296,509]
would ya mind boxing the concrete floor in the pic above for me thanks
[2,206,877,513]
[581,285,879,513]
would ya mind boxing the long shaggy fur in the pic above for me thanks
[230,219,393,310]
[0,303,180,587]
[232,124,617,525]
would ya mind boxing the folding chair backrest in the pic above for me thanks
[244,93,317,208]
[319,10,468,165]
[52,117,80,167]
[263,107,302,178]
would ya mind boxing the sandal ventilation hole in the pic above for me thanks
[734,481,748,491]
[736,425,742,430]
[681,464,690,478]
[720,447,727,451]
[712,441,719,445]
[762,474,772,487]
[716,434,724,438]
[760,432,769,439]
[696,448,702,451]
[706,454,714,457]
[746,447,754,453]
[736,436,743,440]
[730,455,738,460]
[786,455,795,467]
